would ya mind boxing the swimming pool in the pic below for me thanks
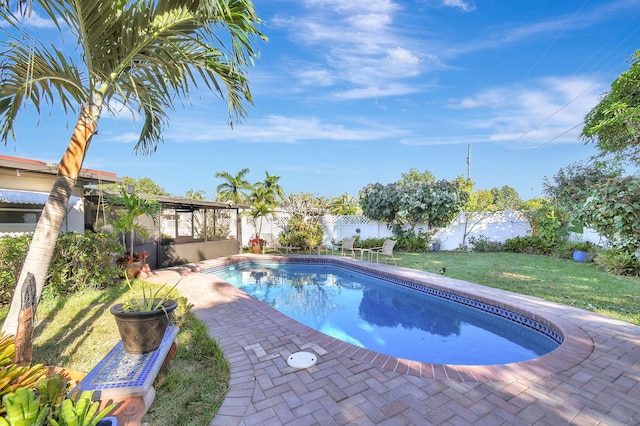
[206,259,560,365]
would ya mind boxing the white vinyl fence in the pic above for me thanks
[241,210,537,251]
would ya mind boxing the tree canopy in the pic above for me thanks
[215,168,252,204]
[582,51,640,164]
[542,160,622,209]
[101,176,169,196]
[359,172,468,234]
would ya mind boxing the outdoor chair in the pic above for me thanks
[370,239,398,265]
[335,237,356,258]
[262,233,301,254]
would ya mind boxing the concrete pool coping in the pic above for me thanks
[148,254,640,424]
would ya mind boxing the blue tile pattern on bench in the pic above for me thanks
[78,326,178,395]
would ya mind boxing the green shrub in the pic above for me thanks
[549,239,574,259]
[0,232,123,304]
[356,237,386,249]
[46,232,123,296]
[0,235,31,304]
[468,235,502,252]
[594,249,640,276]
[503,236,555,255]
[279,217,323,250]
[391,227,428,252]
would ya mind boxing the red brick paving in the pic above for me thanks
[148,255,640,425]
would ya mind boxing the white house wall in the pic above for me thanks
[0,172,85,236]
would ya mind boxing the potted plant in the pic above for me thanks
[431,238,442,252]
[115,251,150,279]
[249,235,266,254]
[571,241,594,263]
[106,187,160,277]
[110,279,179,354]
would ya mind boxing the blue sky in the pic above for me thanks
[3,0,640,201]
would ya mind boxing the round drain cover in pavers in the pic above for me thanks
[287,351,317,369]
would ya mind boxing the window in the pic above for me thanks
[0,207,42,224]
[160,206,234,243]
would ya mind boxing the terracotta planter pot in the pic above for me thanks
[124,261,142,279]
[110,299,178,354]
[251,244,262,254]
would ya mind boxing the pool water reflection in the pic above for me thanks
[209,261,558,365]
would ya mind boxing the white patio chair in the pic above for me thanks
[335,237,356,258]
[370,239,398,265]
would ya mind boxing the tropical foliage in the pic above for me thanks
[0,233,122,305]
[359,171,469,239]
[329,193,361,215]
[101,177,169,196]
[582,50,640,164]
[106,187,161,257]
[574,176,640,251]
[0,0,264,337]
[542,160,622,210]
[278,193,329,249]
[215,168,253,204]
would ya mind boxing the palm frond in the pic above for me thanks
[2,0,265,152]
[0,33,86,142]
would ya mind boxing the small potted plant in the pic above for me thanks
[110,278,179,354]
[116,251,149,279]
[572,241,594,263]
[249,235,266,254]
[431,238,442,252]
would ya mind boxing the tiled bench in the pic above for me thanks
[74,326,179,426]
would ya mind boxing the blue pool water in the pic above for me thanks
[207,261,559,365]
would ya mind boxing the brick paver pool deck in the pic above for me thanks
[149,255,640,425]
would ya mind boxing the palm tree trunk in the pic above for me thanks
[2,104,99,337]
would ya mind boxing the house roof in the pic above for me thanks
[84,189,248,211]
[0,189,81,205]
[0,154,122,185]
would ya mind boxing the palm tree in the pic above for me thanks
[215,168,252,204]
[106,187,161,258]
[255,171,284,205]
[0,0,264,338]
[247,202,275,238]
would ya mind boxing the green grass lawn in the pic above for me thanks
[0,282,229,425]
[398,251,640,325]
[1,250,638,425]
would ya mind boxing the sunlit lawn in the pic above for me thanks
[397,251,640,325]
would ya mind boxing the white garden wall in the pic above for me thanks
[241,210,535,250]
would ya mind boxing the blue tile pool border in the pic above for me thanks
[201,257,564,345]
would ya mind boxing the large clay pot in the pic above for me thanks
[110,299,178,354]
[251,244,262,254]
[125,261,142,279]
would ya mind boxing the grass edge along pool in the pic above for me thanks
[204,258,562,366]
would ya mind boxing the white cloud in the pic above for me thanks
[332,83,420,100]
[20,11,57,29]
[272,0,427,98]
[442,0,475,12]
[158,114,406,144]
[444,75,605,147]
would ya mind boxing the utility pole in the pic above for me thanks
[466,143,471,181]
